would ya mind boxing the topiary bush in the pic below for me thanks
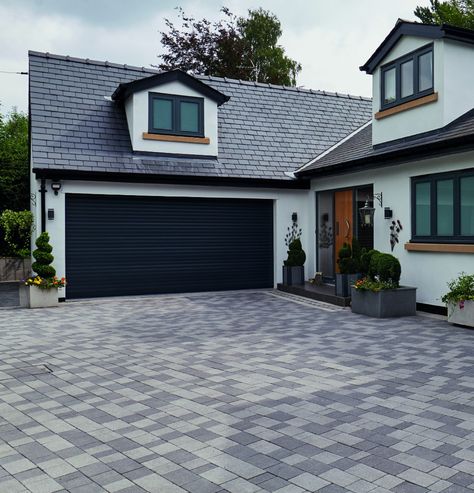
[284,238,306,266]
[376,253,401,285]
[338,240,362,274]
[361,249,380,277]
[31,232,56,279]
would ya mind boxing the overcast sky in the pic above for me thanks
[0,0,430,115]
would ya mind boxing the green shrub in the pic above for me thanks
[361,249,379,277]
[31,232,56,278]
[368,252,401,286]
[338,240,363,274]
[284,238,306,266]
[0,209,33,258]
[376,253,401,285]
[441,272,474,305]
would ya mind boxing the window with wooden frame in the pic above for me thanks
[411,169,474,243]
[148,93,204,137]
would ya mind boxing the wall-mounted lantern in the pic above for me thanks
[359,192,383,227]
[291,212,298,223]
[51,181,62,196]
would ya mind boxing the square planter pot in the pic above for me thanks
[282,266,305,286]
[336,273,361,297]
[447,300,474,327]
[351,285,417,318]
[19,285,58,309]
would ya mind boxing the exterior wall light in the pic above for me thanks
[291,212,298,222]
[51,181,62,195]
[359,193,383,228]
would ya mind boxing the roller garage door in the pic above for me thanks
[65,194,274,298]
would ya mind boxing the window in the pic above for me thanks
[412,169,474,243]
[381,45,433,109]
[148,93,204,137]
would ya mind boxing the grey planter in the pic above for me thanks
[282,265,304,286]
[447,300,474,327]
[351,285,417,318]
[19,285,58,309]
[335,273,361,297]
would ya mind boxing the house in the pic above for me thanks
[28,51,370,299]
[29,20,474,310]
[297,21,474,311]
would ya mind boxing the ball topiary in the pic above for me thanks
[284,238,306,267]
[361,249,380,277]
[368,251,382,279]
[376,253,401,285]
[31,232,56,279]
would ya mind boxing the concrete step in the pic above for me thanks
[0,281,21,308]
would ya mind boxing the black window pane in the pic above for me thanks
[153,98,173,130]
[461,176,474,236]
[401,60,414,98]
[415,182,431,236]
[383,68,396,105]
[180,101,199,133]
[419,51,433,92]
[436,179,453,236]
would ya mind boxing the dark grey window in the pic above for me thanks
[381,44,433,109]
[148,93,204,137]
[412,169,474,243]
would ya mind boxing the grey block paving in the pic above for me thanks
[0,290,473,493]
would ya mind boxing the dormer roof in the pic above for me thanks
[111,69,230,106]
[360,20,474,74]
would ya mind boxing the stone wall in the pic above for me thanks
[0,257,31,281]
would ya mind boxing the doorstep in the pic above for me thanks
[277,282,351,307]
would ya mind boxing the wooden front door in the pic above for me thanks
[334,190,353,273]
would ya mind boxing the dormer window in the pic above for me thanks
[148,92,204,137]
[381,45,433,110]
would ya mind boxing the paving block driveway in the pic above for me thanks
[0,291,473,493]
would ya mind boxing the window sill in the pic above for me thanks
[143,133,210,144]
[405,242,474,253]
[375,92,438,120]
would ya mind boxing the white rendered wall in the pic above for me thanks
[311,151,474,307]
[124,80,219,156]
[31,180,312,298]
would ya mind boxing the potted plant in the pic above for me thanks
[442,272,474,327]
[351,251,417,318]
[282,238,306,286]
[19,232,65,308]
[335,238,362,297]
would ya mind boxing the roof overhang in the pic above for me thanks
[112,69,230,106]
[360,21,474,74]
[296,134,474,179]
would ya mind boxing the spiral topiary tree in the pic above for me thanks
[31,232,56,279]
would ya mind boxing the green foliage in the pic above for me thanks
[441,272,474,304]
[0,209,33,257]
[414,0,474,29]
[368,252,401,286]
[376,253,401,285]
[0,111,30,213]
[32,232,56,279]
[337,240,363,274]
[284,238,306,266]
[157,7,301,86]
[353,277,399,292]
[360,249,379,276]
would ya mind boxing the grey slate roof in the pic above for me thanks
[297,108,474,177]
[29,51,371,181]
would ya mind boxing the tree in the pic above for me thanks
[414,0,474,29]
[157,7,301,86]
[0,111,29,213]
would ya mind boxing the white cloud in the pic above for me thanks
[0,0,431,114]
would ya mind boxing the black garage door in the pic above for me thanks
[65,194,274,298]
